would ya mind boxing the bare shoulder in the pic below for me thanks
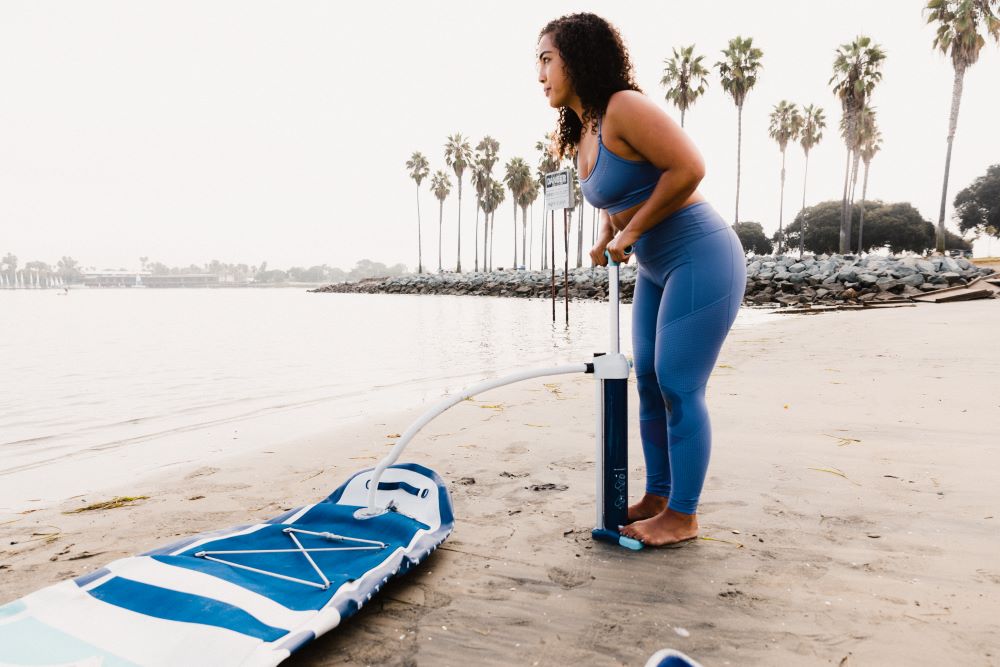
[606,90,663,123]
[604,89,701,171]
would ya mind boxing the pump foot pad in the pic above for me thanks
[592,528,644,550]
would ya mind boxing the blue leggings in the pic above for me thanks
[631,201,746,514]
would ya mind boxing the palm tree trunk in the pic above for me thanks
[529,202,534,270]
[778,148,786,255]
[521,205,528,268]
[513,199,518,269]
[735,103,743,223]
[681,108,686,128]
[483,205,489,272]
[849,150,861,206]
[416,185,423,273]
[541,213,547,270]
[474,196,480,272]
[846,151,861,250]
[937,63,966,253]
[456,181,463,272]
[491,212,497,270]
[839,145,852,254]
[858,160,871,255]
[799,150,810,258]
[438,199,443,272]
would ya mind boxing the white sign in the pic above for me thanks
[543,168,575,212]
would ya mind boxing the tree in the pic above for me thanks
[430,170,452,272]
[473,136,500,272]
[504,157,532,268]
[715,36,764,224]
[767,101,803,254]
[797,105,826,256]
[839,105,877,206]
[535,134,562,270]
[925,0,1000,252]
[2,253,18,286]
[732,222,773,256]
[405,151,430,273]
[519,179,541,271]
[830,35,886,253]
[444,133,473,272]
[954,163,1000,237]
[57,256,81,284]
[661,45,709,128]
[856,112,883,253]
[480,179,506,270]
[784,200,971,254]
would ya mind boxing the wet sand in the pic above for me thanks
[2,300,998,666]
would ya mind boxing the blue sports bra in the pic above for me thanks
[580,116,662,214]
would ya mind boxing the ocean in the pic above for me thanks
[0,287,770,510]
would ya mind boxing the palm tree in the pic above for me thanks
[535,134,562,270]
[444,133,473,272]
[2,253,17,287]
[473,136,500,272]
[661,45,710,127]
[856,113,883,254]
[470,163,488,273]
[839,105,878,208]
[430,170,452,272]
[798,105,826,212]
[715,36,764,224]
[504,157,532,268]
[478,183,494,271]
[830,35,886,253]
[519,180,541,271]
[768,101,803,255]
[926,0,1000,252]
[405,151,430,273]
[797,105,826,257]
[481,179,506,270]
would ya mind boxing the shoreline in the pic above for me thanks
[1,300,997,664]
[310,253,996,307]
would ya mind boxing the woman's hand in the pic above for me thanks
[606,229,639,264]
[589,235,613,267]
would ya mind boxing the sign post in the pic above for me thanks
[544,169,576,324]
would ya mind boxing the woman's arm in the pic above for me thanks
[603,91,706,257]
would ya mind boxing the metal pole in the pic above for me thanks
[550,210,556,322]
[608,259,620,355]
[563,209,569,324]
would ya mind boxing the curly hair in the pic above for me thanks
[539,13,642,159]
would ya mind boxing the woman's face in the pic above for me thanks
[536,32,572,109]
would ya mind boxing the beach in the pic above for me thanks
[2,299,997,666]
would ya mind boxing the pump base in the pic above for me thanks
[592,528,644,551]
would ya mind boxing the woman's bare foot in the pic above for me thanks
[620,507,698,547]
[627,493,668,523]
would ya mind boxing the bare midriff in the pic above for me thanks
[607,191,706,233]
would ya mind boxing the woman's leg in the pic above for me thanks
[622,226,746,544]
[630,269,670,521]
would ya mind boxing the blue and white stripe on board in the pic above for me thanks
[0,463,453,667]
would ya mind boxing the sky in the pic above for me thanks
[1,0,998,272]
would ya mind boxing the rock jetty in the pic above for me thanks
[309,254,995,306]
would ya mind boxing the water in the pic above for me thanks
[0,288,770,509]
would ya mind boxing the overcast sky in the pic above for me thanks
[2,0,998,272]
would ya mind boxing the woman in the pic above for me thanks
[537,13,746,546]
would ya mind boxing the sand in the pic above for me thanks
[2,300,998,666]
